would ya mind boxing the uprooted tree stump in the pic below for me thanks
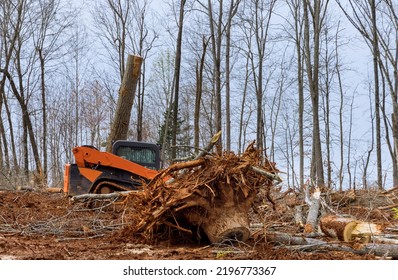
[123,142,281,243]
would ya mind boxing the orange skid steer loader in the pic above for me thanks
[63,141,162,196]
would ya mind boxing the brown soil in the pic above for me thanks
[0,189,396,260]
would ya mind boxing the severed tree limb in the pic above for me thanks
[156,158,206,183]
[372,236,398,245]
[287,242,398,259]
[71,191,134,202]
[265,231,326,246]
[194,130,221,159]
[264,231,398,258]
[378,203,398,210]
[174,130,222,162]
[304,187,321,234]
[250,166,282,183]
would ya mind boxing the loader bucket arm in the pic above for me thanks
[72,146,159,180]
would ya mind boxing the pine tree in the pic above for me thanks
[158,103,192,163]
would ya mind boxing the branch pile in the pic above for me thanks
[123,142,280,243]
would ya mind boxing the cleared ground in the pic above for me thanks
[1,189,397,260]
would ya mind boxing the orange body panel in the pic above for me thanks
[78,167,102,183]
[72,146,159,180]
[63,164,70,193]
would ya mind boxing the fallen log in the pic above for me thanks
[71,191,133,202]
[46,187,63,193]
[263,231,398,259]
[264,231,325,246]
[319,214,383,243]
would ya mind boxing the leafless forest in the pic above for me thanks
[1,0,398,191]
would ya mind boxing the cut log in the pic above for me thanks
[320,215,358,241]
[320,214,383,243]
[71,191,133,202]
[106,54,143,152]
[46,187,62,193]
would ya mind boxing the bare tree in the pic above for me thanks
[130,0,158,141]
[32,0,73,182]
[224,0,241,151]
[0,0,24,174]
[204,0,224,153]
[374,0,398,187]
[302,0,329,186]
[286,0,306,189]
[194,36,208,152]
[1,0,43,181]
[171,0,186,159]
[93,0,132,81]
[241,0,277,157]
[337,0,383,189]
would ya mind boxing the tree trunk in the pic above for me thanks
[207,0,223,153]
[370,0,383,190]
[38,48,47,182]
[304,187,321,234]
[224,0,240,152]
[392,112,398,186]
[171,0,186,160]
[194,36,208,153]
[302,0,326,186]
[106,55,143,152]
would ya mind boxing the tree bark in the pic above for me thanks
[194,36,208,153]
[38,48,48,183]
[320,214,383,243]
[207,0,223,153]
[370,0,383,190]
[106,55,143,152]
[171,0,186,159]
[302,0,327,186]
[304,187,321,234]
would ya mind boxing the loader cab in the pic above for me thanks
[112,140,161,170]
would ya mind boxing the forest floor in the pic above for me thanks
[0,188,398,260]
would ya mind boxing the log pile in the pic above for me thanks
[122,142,280,243]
